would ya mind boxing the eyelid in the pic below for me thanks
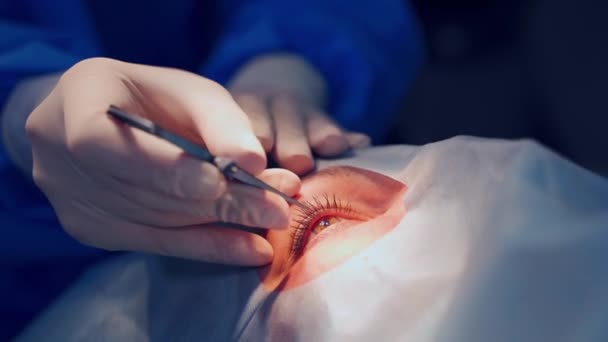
[291,194,356,229]
[292,205,367,231]
[289,194,368,260]
[301,167,403,217]
[286,166,407,262]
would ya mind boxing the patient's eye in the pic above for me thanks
[289,194,362,260]
[262,166,408,288]
[313,217,340,232]
[312,217,341,235]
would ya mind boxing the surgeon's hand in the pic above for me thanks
[229,53,371,175]
[24,57,301,266]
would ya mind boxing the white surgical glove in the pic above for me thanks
[229,53,371,175]
[20,58,301,266]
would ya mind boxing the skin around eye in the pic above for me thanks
[288,194,370,260]
[260,166,407,290]
[292,215,343,259]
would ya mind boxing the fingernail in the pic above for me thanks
[347,133,371,149]
[258,169,301,196]
[281,154,314,176]
[313,134,349,156]
[275,174,301,197]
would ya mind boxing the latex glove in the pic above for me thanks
[228,53,371,175]
[23,58,301,265]
[2,73,61,174]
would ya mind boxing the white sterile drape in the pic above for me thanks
[18,137,608,342]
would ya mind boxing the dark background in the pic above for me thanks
[387,0,608,176]
[3,1,607,340]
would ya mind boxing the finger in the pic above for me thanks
[209,182,290,229]
[234,93,275,152]
[306,110,350,157]
[188,168,301,229]
[109,168,301,228]
[37,160,209,230]
[151,225,274,265]
[257,168,302,197]
[345,132,372,149]
[270,95,314,175]
[60,59,233,200]
[99,178,214,228]
[82,218,274,266]
[126,64,268,174]
[64,112,227,200]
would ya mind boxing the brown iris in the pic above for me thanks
[311,216,341,235]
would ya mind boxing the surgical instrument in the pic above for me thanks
[106,105,306,209]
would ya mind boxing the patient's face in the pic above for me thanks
[262,166,407,289]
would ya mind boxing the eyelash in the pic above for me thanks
[289,193,353,260]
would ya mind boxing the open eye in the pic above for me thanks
[288,193,373,259]
[311,216,341,237]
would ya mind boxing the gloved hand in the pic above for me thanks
[228,53,371,175]
[23,58,301,265]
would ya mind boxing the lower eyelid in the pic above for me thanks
[289,199,374,257]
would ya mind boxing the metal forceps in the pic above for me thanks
[106,105,306,209]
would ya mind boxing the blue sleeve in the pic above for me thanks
[0,0,100,108]
[200,0,424,143]
[0,0,103,255]
[0,3,105,337]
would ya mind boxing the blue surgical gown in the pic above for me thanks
[0,0,422,338]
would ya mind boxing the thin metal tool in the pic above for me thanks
[107,105,306,209]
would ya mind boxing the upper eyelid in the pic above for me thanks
[293,194,351,228]
[301,166,384,190]
[289,194,354,258]
[290,205,358,229]
[288,166,404,258]
[300,168,394,214]
[301,193,350,215]
[295,193,377,221]
[296,206,370,223]
[290,194,353,228]
[289,193,375,260]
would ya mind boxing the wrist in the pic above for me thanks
[1,74,61,174]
